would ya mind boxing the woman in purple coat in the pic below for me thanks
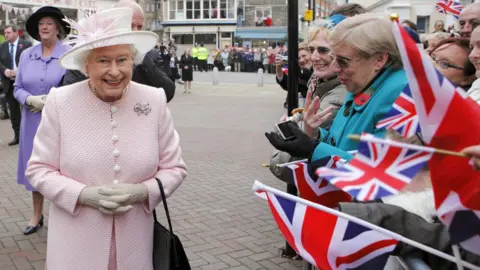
[13,6,70,235]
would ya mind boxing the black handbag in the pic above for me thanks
[153,178,190,270]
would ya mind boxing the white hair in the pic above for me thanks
[79,44,139,76]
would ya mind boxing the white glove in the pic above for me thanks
[29,107,41,113]
[78,186,133,215]
[26,95,47,111]
[99,183,149,205]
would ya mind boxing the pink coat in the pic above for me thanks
[26,80,187,270]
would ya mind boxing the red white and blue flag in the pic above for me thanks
[287,156,352,207]
[316,133,431,201]
[256,187,398,269]
[376,85,420,138]
[392,19,480,254]
[436,0,463,20]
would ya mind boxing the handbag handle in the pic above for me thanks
[153,178,175,235]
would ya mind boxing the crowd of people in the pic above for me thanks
[264,2,480,269]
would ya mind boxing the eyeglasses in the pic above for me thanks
[309,46,330,55]
[432,59,463,70]
[328,52,361,69]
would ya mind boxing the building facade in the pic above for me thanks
[137,0,163,34]
[234,0,288,48]
[159,0,238,53]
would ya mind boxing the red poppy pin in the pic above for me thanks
[354,92,371,106]
[18,44,23,49]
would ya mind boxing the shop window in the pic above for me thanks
[169,0,176,19]
[255,7,271,21]
[221,32,231,38]
[186,0,201,19]
[227,0,235,19]
[195,34,217,44]
[218,0,226,19]
[417,16,430,34]
[237,0,244,21]
[168,0,234,20]
[172,34,194,44]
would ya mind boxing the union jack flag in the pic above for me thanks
[392,19,480,254]
[376,85,420,138]
[316,133,431,201]
[287,156,352,207]
[436,0,463,20]
[256,186,398,269]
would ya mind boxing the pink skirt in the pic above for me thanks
[108,221,117,269]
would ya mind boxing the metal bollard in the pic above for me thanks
[213,67,219,85]
[257,68,264,87]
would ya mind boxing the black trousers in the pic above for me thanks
[198,59,207,72]
[0,94,7,112]
[193,58,198,70]
[4,83,21,136]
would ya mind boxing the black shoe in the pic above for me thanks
[8,136,19,146]
[23,215,44,235]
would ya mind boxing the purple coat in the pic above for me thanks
[14,40,70,191]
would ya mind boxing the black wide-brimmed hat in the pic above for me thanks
[26,6,70,41]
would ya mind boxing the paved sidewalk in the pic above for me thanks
[0,81,303,269]
[191,70,279,85]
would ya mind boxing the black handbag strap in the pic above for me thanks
[153,178,175,235]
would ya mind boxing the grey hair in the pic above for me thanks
[4,25,18,32]
[329,13,403,69]
[79,44,139,76]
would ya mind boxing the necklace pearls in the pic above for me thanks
[88,80,128,102]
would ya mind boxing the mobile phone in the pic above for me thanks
[275,120,298,141]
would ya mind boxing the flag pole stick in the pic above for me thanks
[452,245,465,270]
[276,159,309,168]
[347,134,468,158]
[267,150,358,168]
[252,180,480,270]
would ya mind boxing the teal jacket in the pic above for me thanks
[311,68,407,162]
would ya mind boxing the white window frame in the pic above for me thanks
[254,6,272,22]
[167,0,236,20]
[237,0,245,21]
[416,15,430,34]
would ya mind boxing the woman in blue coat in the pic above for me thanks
[266,14,407,162]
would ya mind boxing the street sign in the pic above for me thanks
[304,9,313,21]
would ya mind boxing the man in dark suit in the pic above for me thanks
[0,25,32,145]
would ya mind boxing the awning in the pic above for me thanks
[235,27,288,40]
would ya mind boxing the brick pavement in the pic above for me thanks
[0,79,303,270]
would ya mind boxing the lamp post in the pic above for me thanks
[217,26,221,48]
[192,26,195,45]
[284,0,299,259]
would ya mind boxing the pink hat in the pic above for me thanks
[60,7,158,71]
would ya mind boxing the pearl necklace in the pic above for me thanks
[88,80,128,101]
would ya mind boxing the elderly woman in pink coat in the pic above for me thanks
[25,7,187,270]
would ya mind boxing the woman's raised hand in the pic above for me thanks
[303,90,333,138]
[461,145,480,171]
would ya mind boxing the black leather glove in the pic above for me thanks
[265,122,318,158]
